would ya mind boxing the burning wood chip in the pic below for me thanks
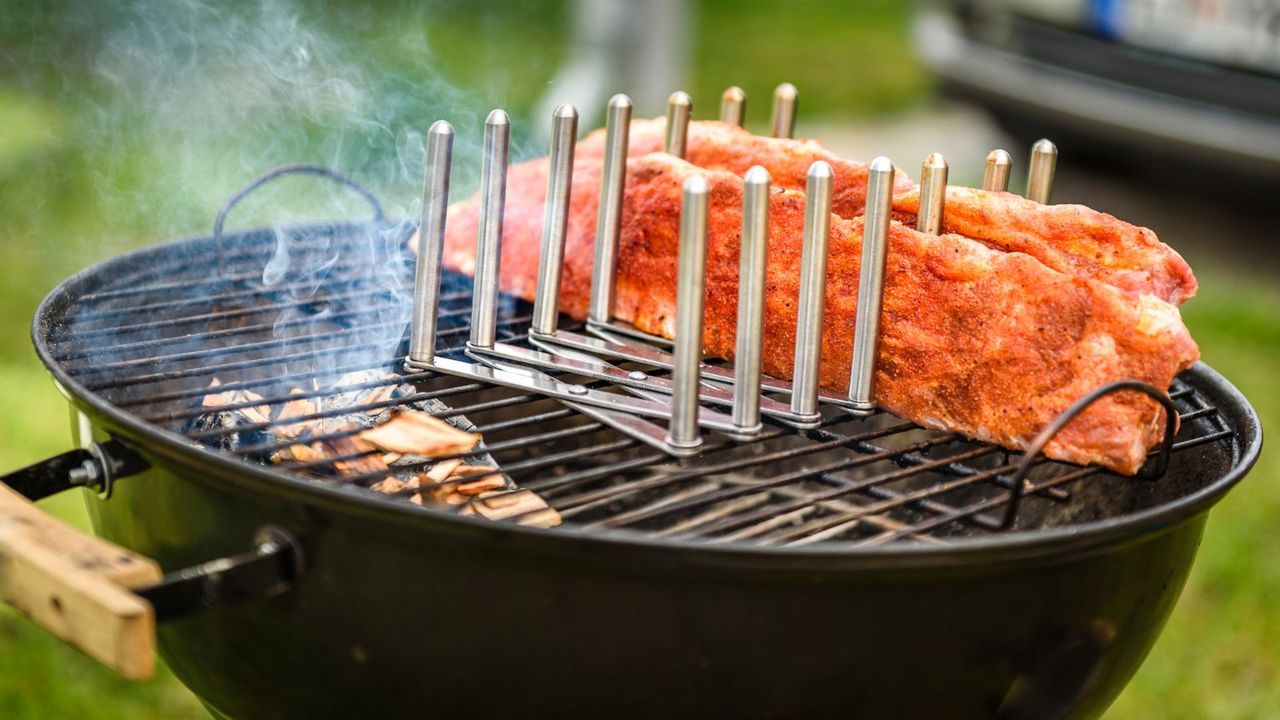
[193,377,556,528]
[371,477,408,495]
[357,410,480,457]
[423,458,464,483]
[451,466,508,496]
[202,379,271,425]
[276,390,319,439]
[428,464,509,504]
[288,443,324,463]
[459,490,562,528]
[417,458,468,505]
[330,371,406,417]
[360,385,397,416]
[325,434,387,476]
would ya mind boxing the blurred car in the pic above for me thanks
[914,0,1280,176]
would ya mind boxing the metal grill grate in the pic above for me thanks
[43,222,1235,547]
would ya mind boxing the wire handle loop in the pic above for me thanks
[1002,380,1179,530]
[214,164,385,275]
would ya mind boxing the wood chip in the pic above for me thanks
[288,443,324,463]
[357,411,479,457]
[425,489,468,506]
[325,435,387,476]
[449,464,504,482]
[202,382,271,425]
[417,458,466,505]
[422,458,464,483]
[361,385,396,416]
[515,508,564,529]
[460,490,561,528]
[276,390,318,439]
[454,475,507,497]
[371,477,407,495]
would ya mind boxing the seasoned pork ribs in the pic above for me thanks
[438,152,1198,474]
[581,119,1195,304]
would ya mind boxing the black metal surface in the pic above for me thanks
[135,526,302,623]
[2,448,96,501]
[23,220,1262,718]
[72,403,1238,719]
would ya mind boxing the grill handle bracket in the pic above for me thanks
[134,526,303,624]
[1,438,146,501]
[1002,380,1179,529]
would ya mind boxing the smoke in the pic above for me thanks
[88,0,493,226]
[38,0,566,393]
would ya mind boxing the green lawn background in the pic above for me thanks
[0,1,1273,717]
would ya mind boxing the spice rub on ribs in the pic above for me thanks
[577,117,915,219]
[892,186,1197,305]
[440,152,1199,475]
[574,118,1195,304]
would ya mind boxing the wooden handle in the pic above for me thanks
[0,481,161,679]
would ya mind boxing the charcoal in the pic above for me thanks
[183,409,274,460]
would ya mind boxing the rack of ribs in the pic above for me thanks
[432,126,1199,475]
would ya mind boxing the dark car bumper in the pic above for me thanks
[914,7,1280,174]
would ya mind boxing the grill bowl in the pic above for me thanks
[30,221,1261,719]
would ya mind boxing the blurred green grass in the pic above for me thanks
[0,1,1273,718]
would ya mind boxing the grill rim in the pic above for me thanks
[33,221,1264,566]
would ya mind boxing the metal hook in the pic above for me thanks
[213,164,384,277]
[1001,380,1179,529]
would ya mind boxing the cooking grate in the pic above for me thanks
[41,220,1235,547]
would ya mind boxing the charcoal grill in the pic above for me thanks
[42,217,1235,548]
[0,93,1262,719]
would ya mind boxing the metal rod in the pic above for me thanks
[982,149,1012,191]
[770,83,798,139]
[733,166,770,433]
[667,175,710,449]
[664,91,692,159]
[1026,138,1057,204]
[530,104,579,336]
[467,109,510,350]
[790,161,833,420]
[407,121,453,367]
[916,152,948,235]
[587,94,633,325]
[849,156,894,414]
[720,86,746,127]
